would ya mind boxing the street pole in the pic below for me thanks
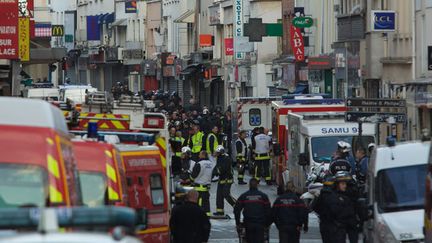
[281,0,294,56]
[193,0,200,52]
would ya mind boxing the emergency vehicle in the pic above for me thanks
[22,83,60,101]
[284,111,376,193]
[271,97,348,192]
[116,145,169,242]
[0,97,81,207]
[425,138,432,243]
[73,140,128,207]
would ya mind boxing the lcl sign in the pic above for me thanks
[371,10,396,31]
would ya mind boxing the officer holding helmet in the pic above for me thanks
[213,145,236,216]
[313,171,357,243]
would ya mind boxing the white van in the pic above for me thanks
[59,85,97,104]
[365,140,428,242]
[24,88,59,101]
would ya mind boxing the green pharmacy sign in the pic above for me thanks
[292,17,314,28]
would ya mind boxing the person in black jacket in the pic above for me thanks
[170,190,211,243]
[312,171,357,243]
[234,178,271,243]
[213,145,236,216]
[272,181,308,243]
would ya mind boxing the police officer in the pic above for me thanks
[355,146,368,185]
[206,125,219,164]
[272,181,309,243]
[253,127,272,185]
[191,151,214,217]
[188,121,204,162]
[236,130,248,185]
[313,171,356,243]
[234,178,271,243]
[179,147,196,185]
[213,145,236,216]
[329,142,352,175]
[334,141,356,173]
[171,131,185,176]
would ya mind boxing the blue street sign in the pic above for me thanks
[372,11,396,31]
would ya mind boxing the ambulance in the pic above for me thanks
[73,140,128,207]
[285,111,376,193]
[271,96,347,193]
[116,145,169,243]
[425,139,432,243]
[0,97,81,207]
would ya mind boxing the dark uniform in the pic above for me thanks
[313,187,356,243]
[329,158,352,175]
[235,137,248,183]
[272,192,308,243]
[170,201,211,243]
[234,188,271,243]
[214,154,236,214]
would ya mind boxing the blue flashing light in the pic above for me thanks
[282,99,345,105]
[87,122,98,139]
[71,130,155,144]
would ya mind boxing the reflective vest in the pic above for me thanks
[191,131,204,153]
[193,159,214,186]
[174,136,185,157]
[236,138,247,159]
[206,132,218,155]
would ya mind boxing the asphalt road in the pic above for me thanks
[207,174,322,243]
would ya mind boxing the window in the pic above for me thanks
[0,164,47,208]
[149,174,164,206]
[79,172,107,207]
[249,108,261,126]
[138,176,144,186]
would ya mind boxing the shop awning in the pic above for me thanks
[180,64,200,75]
[174,10,195,23]
[98,14,109,25]
[103,13,115,24]
[112,18,127,27]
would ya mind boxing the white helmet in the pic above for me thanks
[337,141,351,153]
[215,145,225,153]
[181,146,191,154]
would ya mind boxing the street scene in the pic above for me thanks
[0,0,432,242]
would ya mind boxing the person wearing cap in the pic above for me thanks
[236,130,248,185]
[367,143,375,155]
[188,121,204,162]
[213,145,236,216]
[205,125,219,164]
[179,146,196,185]
[313,171,356,243]
[191,151,214,217]
[271,181,308,243]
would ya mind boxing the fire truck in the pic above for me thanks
[271,96,348,193]
[0,97,81,207]
[73,140,128,207]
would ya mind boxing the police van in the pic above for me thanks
[365,140,428,243]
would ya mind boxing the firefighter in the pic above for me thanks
[171,131,184,176]
[234,178,271,243]
[189,121,204,162]
[191,151,214,217]
[236,130,248,185]
[272,181,308,243]
[179,147,195,185]
[253,127,272,185]
[213,145,236,216]
[206,125,219,163]
[313,171,356,243]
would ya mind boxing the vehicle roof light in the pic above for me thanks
[71,130,155,145]
[283,98,344,105]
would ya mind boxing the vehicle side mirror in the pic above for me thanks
[135,208,148,231]
[298,153,309,166]
[273,143,281,156]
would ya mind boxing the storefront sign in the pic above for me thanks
[125,1,137,13]
[209,4,221,25]
[18,17,30,61]
[225,38,233,55]
[51,25,64,36]
[234,0,244,59]
[290,25,304,62]
[371,10,395,31]
[308,56,333,70]
[0,0,18,59]
[199,34,213,47]
[292,17,314,28]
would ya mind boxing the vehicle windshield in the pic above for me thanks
[377,164,427,213]
[0,164,47,208]
[311,135,374,163]
[79,172,107,207]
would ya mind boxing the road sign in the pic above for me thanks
[346,98,406,108]
[345,112,406,123]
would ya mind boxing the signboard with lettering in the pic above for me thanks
[0,0,18,59]
[345,98,407,123]
[225,38,233,55]
[292,17,314,28]
[234,0,244,59]
[290,25,304,62]
[125,1,137,13]
[209,4,221,26]
[371,10,396,31]
[346,98,406,108]
[18,17,29,61]
[345,112,406,123]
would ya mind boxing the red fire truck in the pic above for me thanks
[271,96,347,193]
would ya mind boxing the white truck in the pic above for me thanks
[286,112,376,192]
